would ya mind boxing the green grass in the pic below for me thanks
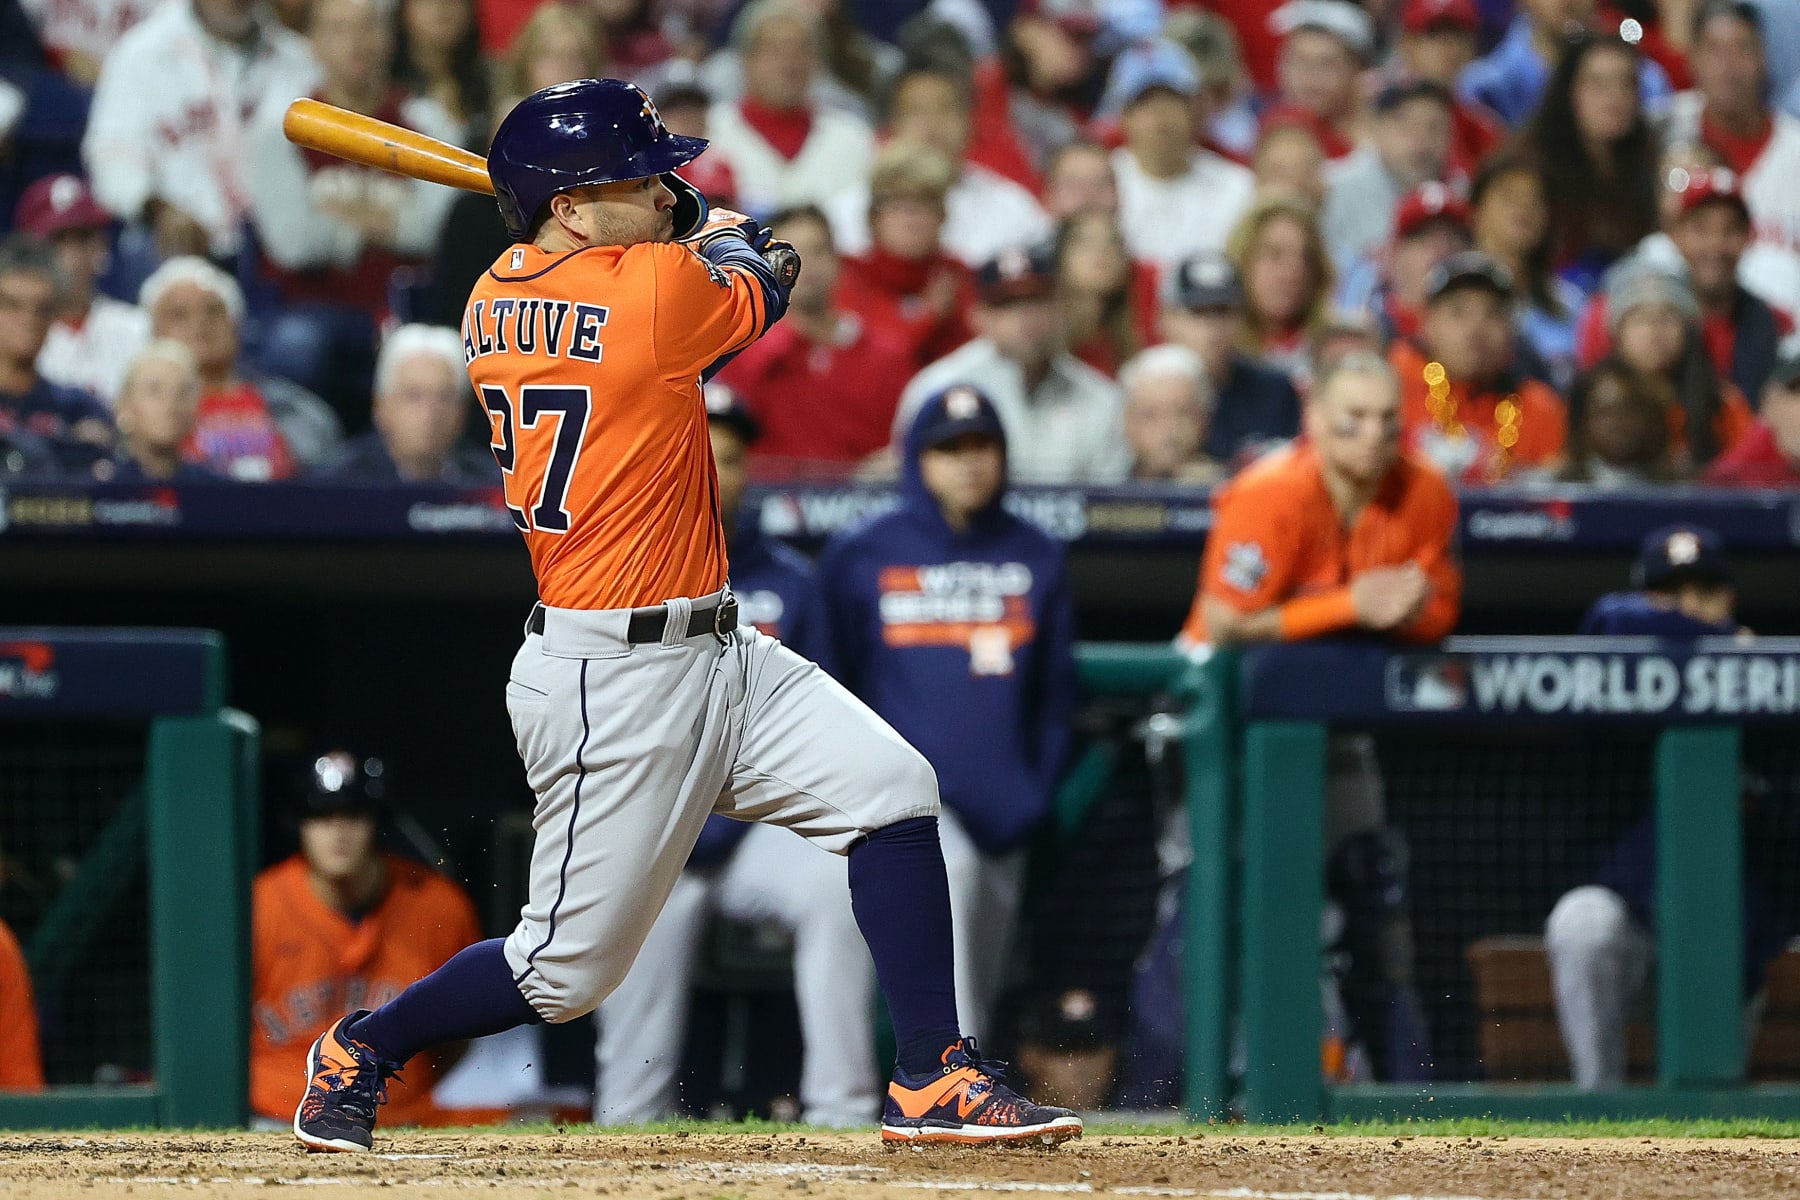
[441,1116,1800,1140]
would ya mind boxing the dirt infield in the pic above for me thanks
[2,1131,1799,1200]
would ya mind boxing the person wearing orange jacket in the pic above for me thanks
[251,751,485,1126]
[1177,351,1458,1083]
[1391,251,1568,484]
[0,915,44,1091]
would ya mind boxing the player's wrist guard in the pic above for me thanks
[694,230,802,326]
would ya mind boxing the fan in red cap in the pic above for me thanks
[1392,0,1503,174]
[1360,183,1473,343]
[11,174,149,408]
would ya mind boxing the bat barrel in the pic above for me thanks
[281,98,495,196]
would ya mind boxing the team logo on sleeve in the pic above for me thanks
[1221,541,1269,594]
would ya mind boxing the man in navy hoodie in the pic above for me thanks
[815,384,1078,1043]
[594,385,879,1127]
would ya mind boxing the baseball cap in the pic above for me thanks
[1393,182,1471,241]
[912,384,1005,451]
[1166,251,1243,311]
[1633,523,1732,590]
[1268,0,1377,60]
[1098,39,1200,117]
[1402,0,1479,34]
[13,174,110,239]
[703,379,761,444]
[1373,75,1454,115]
[1605,263,1698,332]
[976,244,1056,305]
[1666,166,1751,223]
[1424,250,1513,304]
[299,749,387,818]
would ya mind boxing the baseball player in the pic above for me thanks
[593,388,879,1127]
[0,912,43,1091]
[293,78,1079,1153]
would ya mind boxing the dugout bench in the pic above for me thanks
[0,629,259,1129]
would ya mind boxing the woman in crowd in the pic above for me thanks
[494,3,609,111]
[1053,210,1157,376]
[1251,116,1326,208]
[1469,152,1585,392]
[1518,34,1661,293]
[1225,195,1334,380]
[1607,264,1753,471]
[390,0,492,148]
[1555,357,1683,487]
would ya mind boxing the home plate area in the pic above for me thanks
[2,1132,1796,1200]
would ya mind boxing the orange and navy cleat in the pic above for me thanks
[881,1039,1082,1145]
[293,1010,401,1153]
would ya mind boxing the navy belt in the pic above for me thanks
[527,596,738,643]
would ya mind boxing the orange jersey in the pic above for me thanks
[1391,341,1568,483]
[251,854,481,1123]
[1180,442,1462,645]
[464,241,774,610]
[0,918,43,1091]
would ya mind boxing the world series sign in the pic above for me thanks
[1239,638,1800,724]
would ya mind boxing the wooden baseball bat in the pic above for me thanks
[281,98,494,195]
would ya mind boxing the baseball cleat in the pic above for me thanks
[293,1010,401,1153]
[881,1038,1082,1145]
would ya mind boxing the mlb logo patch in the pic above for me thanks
[511,248,525,270]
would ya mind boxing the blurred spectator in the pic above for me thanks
[1119,344,1224,485]
[390,0,492,147]
[594,389,878,1128]
[1322,78,1455,271]
[653,65,738,209]
[321,324,490,483]
[1459,0,1672,128]
[1705,338,1800,483]
[1469,153,1585,389]
[0,914,42,1091]
[1052,209,1157,376]
[1554,357,1682,485]
[82,0,316,260]
[1606,261,1754,466]
[1176,352,1455,1082]
[1109,40,1256,273]
[817,384,1077,1042]
[717,206,915,471]
[1518,34,1663,290]
[1393,251,1569,483]
[1251,117,1327,208]
[142,256,341,480]
[704,0,875,215]
[1584,169,1789,401]
[895,246,1127,485]
[1038,140,1117,220]
[824,63,1052,267]
[699,0,898,122]
[251,750,485,1126]
[985,1,1103,173]
[20,0,160,86]
[1343,184,1472,346]
[1162,8,1260,161]
[0,234,110,475]
[107,339,219,482]
[1156,251,1303,466]
[1394,0,1503,174]
[1268,0,1376,162]
[591,0,674,81]
[1547,526,1800,1093]
[14,173,149,406]
[493,1,607,109]
[1225,195,1335,379]
[248,0,461,421]
[1664,3,1800,300]
[834,141,975,370]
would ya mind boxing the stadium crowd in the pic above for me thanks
[4,0,1800,1122]
[5,0,1800,489]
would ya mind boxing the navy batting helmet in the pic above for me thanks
[488,78,710,242]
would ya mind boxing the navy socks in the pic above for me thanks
[349,938,542,1065]
[848,816,962,1079]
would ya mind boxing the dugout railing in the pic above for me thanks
[1186,636,1800,1123]
[0,629,259,1130]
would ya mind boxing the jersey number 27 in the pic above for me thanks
[481,384,591,533]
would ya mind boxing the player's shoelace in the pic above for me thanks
[304,1039,402,1125]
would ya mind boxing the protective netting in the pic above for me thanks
[0,723,151,1086]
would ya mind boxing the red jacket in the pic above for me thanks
[835,247,976,369]
[1702,420,1800,486]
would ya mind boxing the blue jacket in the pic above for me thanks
[1202,354,1301,467]
[687,517,821,868]
[813,404,1078,855]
